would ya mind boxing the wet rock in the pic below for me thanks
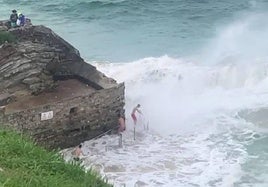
[22,77,40,85]
[134,180,148,187]
[104,165,126,172]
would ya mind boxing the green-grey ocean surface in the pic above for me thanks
[0,0,267,62]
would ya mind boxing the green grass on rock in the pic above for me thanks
[0,129,112,187]
[0,32,16,45]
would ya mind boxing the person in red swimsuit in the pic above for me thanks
[131,104,142,125]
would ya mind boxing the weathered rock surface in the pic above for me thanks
[0,20,125,149]
[0,24,117,95]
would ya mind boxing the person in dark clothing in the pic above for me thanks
[10,10,18,28]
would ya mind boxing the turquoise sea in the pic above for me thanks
[1,0,268,186]
[1,0,267,62]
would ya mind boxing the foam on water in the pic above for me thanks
[60,55,268,186]
[94,55,268,133]
[199,12,268,66]
[62,115,256,186]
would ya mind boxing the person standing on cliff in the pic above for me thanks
[118,114,126,133]
[18,12,26,26]
[10,10,18,28]
[131,104,142,125]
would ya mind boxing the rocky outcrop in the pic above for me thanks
[0,24,116,95]
[0,21,125,149]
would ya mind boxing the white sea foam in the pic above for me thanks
[62,118,252,186]
[199,12,268,66]
[63,55,267,186]
[62,11,268,187]
[94,56,268,135]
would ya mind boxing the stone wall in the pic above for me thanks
[0,83,125,149]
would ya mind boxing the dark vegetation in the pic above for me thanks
[0,31,16,45]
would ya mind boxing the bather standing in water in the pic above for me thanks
[118,114,126,133]
[73,144,86,161]
[131,104,142,125]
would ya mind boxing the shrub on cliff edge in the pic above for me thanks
[0,31,16,45]
[0,129,112,187]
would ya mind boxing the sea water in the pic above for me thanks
[1,0,268,186]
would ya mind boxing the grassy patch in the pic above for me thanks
[0,129,112,187]
[0,32,16,45]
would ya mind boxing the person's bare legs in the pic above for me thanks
[131,113,137,125]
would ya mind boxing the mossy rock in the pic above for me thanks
[0,31,16,45]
